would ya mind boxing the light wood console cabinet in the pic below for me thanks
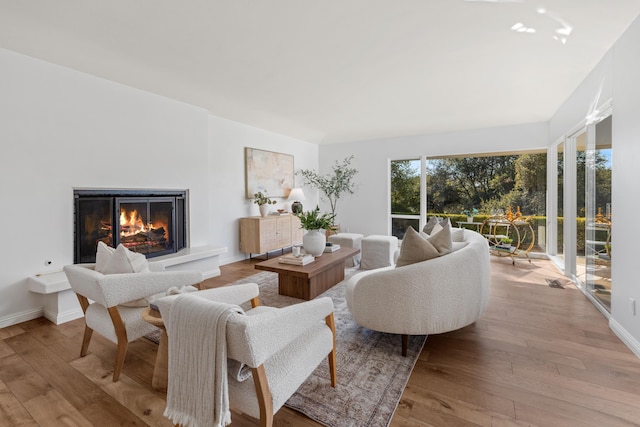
[239,215,303,257]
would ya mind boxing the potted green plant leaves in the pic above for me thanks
[253,190,277,217]
[295,207,335,256]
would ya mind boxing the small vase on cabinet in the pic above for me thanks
[303,229,326,257]
[259,204,271,217]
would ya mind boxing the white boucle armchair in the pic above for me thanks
[63,262,203,381]
[345,229,490,356]
[156,284,337,427]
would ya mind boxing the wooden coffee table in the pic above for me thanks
[255,247,360,300]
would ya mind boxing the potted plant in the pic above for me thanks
[253,190,277,217]
[295,207,335,256]
[297,155,358,233]
[496,237,516,253]
[500,237,513,245]
[461,207,479,223]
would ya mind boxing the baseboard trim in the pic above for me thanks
[202,268,222,280]
[44,307,84,325]
[0,308,43,329]
[610,318,640,360]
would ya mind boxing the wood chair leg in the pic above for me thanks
[401,334,408,357]
[325,313,337,387]
[113,339,128,382]
[251,365,273,427]
[80,325,93,357]
[250,296,261,308]
[76,294,93,357]
[108,306,129,382]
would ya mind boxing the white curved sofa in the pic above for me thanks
[345,228,490,355]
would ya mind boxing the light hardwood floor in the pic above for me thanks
[1,255,639,426]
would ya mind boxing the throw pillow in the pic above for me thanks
[427,219,453,254]
[95,241,116,273]
[429,217,444,235]
[95,243,151,307]
[451,227,465,242]
[396,225,453,267]
[422,216,441,234]
[429,218,464,242]
[101,244,150,275]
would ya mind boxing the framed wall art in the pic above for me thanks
[244,147,294,198]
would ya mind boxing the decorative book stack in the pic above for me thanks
[324,244,341,253]
[494,244,516,253]
[279,254,315,265]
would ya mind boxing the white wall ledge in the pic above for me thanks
[152,245,227,268]
[28,271,70,294]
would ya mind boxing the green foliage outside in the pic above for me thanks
[391,151,611,221]
[391,160,421,215]
[559,150,612,217]
[425,153,547,216]
[391,151,611,253]
[391,154,550,218]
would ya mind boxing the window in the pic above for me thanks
[389,152,547,250]
[390,159,421,239]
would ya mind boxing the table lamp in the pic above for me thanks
[287,188,305,213]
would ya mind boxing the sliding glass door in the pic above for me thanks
[575,130,588,284]
[557,142,565,262]
[585,115,612,310]
[554,111,612,314]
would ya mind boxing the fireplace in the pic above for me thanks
[74,189,187,263]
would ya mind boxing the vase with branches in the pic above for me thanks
[253,190,277,217]
[297,155,358,225]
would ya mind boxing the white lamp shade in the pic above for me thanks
[287,188,306,201]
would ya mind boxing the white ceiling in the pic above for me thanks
[2,1,640,144]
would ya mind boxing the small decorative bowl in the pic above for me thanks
[277,209,285,213]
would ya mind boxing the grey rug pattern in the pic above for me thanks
[229,269,427,427]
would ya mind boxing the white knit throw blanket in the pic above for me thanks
[163,293,242,427]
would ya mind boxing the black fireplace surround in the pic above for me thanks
[74,189,187,264]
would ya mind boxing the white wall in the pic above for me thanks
[610,16,640,352]
[549,50,614,142]
[318,122,549,237]
[0,49,210,326]
[208,115,319,265]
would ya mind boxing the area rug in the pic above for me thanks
[149,269,426,427]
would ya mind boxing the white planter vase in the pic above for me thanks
[303,229,326,257]
[259,204,271,217]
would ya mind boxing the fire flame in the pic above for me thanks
[119,209,167,237]
[120,209,144,236]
